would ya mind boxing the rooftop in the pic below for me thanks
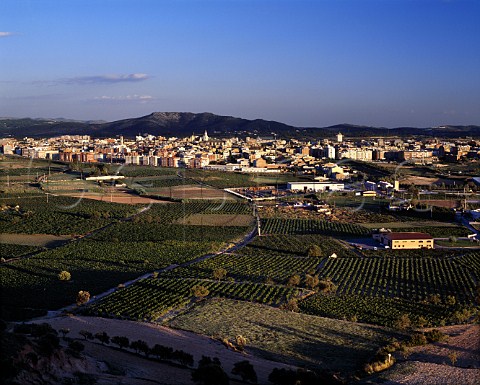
[384,232,433,240]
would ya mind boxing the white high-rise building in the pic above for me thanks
[336,132,343,143]
[324,145,336,159]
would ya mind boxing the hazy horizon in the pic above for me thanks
[1,0,479,128]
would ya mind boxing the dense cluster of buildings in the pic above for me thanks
[1,131,479,175]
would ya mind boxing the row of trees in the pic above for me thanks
[78,329,194,366]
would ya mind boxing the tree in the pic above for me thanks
[192,356,229,385]
[191,285,210,299]
[68,340,85,358]
[59,328,70,338]
[76,290,90,306]
[152,344,173,359]
[449,236,458,244]
[268,368,297,385]
[305,274,320,290]
[232,360,257,383]
[94,331,110,345]
[172,350,194,366]
[213,268,227,281]
[130,339,149,356]
[58,270,71,281]
[306,244,322,257]
[111,336,130,349]
[287,274,301,287]
[79,330,93,341]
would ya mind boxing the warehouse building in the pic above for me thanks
[380,232,434,249]
[287,182,344,192]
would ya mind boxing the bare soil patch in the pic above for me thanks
[79,341,196,385]
[417,199,461,209]
[362,221,459,229]
[378,361,479,385]
[59,193,172,204]
[409,324,480,368]
[154,185,236,200]
[0,233,70,247]
[175,214,254,227]
[358,324,480,385]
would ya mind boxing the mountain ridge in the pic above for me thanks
[0,112,479,139]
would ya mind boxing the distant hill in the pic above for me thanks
[0,112,479,139]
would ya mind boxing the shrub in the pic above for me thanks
[213,268,228,281]
[191,285,210,299]
[306,244,322,257]
[58,270,71,281]
[280,298,299,312]
[425,329,447,343]
[287,274,301,287]
[76,290,90,306]
[408,333,427,346]
[394,314,411,331]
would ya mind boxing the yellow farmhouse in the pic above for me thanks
[380,232,434,249]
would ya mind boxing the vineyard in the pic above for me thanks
[391,225,471,238]
[240,234,357,258]
[0,196,138,235]
[86,277,302,320]
[299,294,464,328]
[91,222,251,242]
[165,253,324,283]
[165,233,357,283]
[261,218,370,236]
[90,201,253,242]
[0,239,223,320]
[319,254,478,303]
[0,243,40,259]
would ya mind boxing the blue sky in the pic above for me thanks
[1,0,479,127]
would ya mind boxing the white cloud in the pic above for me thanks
[65,73,150,84]
[0,32,14,38]
[33,73,151,86]
[93,94,154,103]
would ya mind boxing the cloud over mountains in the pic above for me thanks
[63,73,150,85]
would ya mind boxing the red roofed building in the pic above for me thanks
[381,232,434,249]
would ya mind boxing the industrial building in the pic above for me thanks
[287,182,344,192]
[379,232,434,249]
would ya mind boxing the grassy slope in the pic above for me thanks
[170,298,400,374]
